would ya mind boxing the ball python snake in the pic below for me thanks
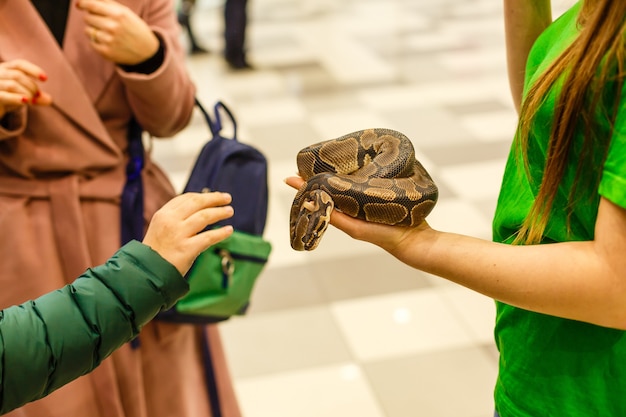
[290,128,438,251]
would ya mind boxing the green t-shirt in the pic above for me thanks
[492,2,626,416]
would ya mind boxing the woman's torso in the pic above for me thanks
[492,3,626,416]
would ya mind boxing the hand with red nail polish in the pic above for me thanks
[0,59,52,120]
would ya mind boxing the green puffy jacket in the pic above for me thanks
[0,240,189,414]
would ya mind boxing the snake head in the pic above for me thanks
[290,189,334,251]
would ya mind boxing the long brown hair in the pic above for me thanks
[514,0,626,245]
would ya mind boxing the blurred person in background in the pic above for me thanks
[0,1,240,416]
[177,0,252,69]
[224,0,252,69]
[177,0,209,54]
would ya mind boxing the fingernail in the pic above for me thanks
[34,91,41,98]
[38,73,48,82]
[32,97,38,104]
[21,97,29,104]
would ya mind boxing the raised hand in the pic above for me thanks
[142,192,235,276]
[76,0,160,66]
[0,60,52,120]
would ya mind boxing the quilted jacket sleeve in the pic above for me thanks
[0,240,189,414]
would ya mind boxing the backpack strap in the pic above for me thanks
[121,117,145,246]
[194,98,221,139]
[212,101,238,141]
[187,99,241,194]
[201,326,223,417]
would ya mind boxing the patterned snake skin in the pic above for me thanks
[290,128,438,251]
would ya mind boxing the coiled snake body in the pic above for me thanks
[290,128,438,251]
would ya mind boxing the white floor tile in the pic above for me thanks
[459,110,518,143]
[237,97,309,126]
[438,48,507,75]
[426,198,493,240]
[220,306,352,378]
[359,75,511,111]
[310,109,391,141]
[437,159,507,202]
[235,363,385,417]
[330,289,475,361]
[439,285,497,345]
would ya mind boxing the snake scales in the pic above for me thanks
[290,128,438,251]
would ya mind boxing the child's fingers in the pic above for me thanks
[192,225,234,252]
[184,205,234,236]
[155,192,233,222]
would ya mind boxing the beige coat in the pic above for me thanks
[0,1,240,416]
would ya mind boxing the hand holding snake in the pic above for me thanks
[289,128,438,251]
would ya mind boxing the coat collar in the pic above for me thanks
[0,0,116,149]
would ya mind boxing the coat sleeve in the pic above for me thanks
[0,107,26,141]
[116,0,196,138]
[0,240,188,414]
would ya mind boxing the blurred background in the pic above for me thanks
[153,1,574,416]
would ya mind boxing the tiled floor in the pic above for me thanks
[152,1,574,416]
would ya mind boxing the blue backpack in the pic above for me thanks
[122,99,272,325]
[185,100,268,235]
[156,99,272,324]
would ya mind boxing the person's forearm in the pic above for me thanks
[504,0,552,113]
[392,229,626,329]
[0,242,189,414]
